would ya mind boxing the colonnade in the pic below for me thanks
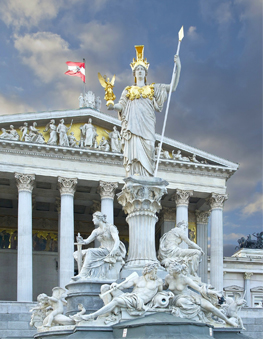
[14,172,227,301]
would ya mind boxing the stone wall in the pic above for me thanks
[0,302,36,338]
[240,307,263,339]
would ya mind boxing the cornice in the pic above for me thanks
[0,139,236,179]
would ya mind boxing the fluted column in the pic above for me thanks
[15,173,35,301]
[196,210,210,283]
[244,272,253,307]
[98,181,118,224]
[58,177,77,288]
[159,207,176,235]
[173,189,193,249]
[208,193,228,291]
[117,176,168,276]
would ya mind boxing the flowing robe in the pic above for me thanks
[118,84,167,176]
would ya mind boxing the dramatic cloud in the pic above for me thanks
[14,32,71,83]
[242,193,263,217]
[224,232,245,242]
[0,94,33,116]
[0,0,84,31]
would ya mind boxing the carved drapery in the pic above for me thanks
[195,210,211,224]
[99,181,118,199]
[15,173,35,192]
[208,193,228,209]
[58,177,77,196]
[172,189,193,206]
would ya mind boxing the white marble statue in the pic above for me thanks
[108,46,181,176]
[95,96,101,111]
[72,211,126,281]
[25,122,45,144]
[57,119,73,147]
[30,288,75,329]
[221,292,247,329]
[79,125,85,148]
[82,118,98,148]
[98,136,110,152]
[172,150,190,162]
[190,154,199,163]
[44,120,58,145]
[165,261,238,327]
[68,132,78,147]
[85,91,95,108]
[158,221,204,277]
[105,126,122,153]
[19,122,28,141]
[0,127,19,140]
[79,93,84,108]
[72,263,163,322]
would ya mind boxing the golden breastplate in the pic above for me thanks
[125,84,155,101]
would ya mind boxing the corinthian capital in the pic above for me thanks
[173,189,193,206]
[58,177,77,196]
[99,181,118,199]
[208,193,228,209]
[15,173,35,192]
[244,272,253,280]
[195,210,211,224]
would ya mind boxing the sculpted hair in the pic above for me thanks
[143,262,158,275]
[93,211,107,223]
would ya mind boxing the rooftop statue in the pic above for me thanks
[72,211,126,281]
[236,232,263,250]
[103,45,181,177]
[105,126,122,153]
[44,120,58,145]
[158,221,204,278]
[57,119,73,147]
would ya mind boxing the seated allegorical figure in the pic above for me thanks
[72,211,126,281]
[164,260,238,327]
[158,221,204,277]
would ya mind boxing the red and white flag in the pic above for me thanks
[65,61,85,82]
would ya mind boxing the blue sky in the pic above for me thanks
[0,0,262,255]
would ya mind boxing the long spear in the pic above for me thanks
[154,26,184,177]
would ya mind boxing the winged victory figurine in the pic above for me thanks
[98,73,116,107]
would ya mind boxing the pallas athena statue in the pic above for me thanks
[108,45,181,177]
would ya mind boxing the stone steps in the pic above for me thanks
[0,301,37,338]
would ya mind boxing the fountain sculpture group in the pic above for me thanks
[29,46,245,339]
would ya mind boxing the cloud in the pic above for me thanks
[0,0,87,31]
[0,94,33,115]
[242,193,263,217]
[14,32,72,83]
[187,26,204,44]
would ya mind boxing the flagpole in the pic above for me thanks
[154,26,184,177]
[83,58,86,95]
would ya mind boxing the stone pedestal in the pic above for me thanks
[15,173,35,302]
[117,176,168,277]
[65,280,110,316]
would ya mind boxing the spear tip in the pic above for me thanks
[178,26,184,41]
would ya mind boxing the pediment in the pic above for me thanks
[223,285,244,292]
[0,107,239,176]
[250,286,263,292]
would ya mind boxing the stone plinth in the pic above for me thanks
[117,176,168,276]
[65,280,113,316]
